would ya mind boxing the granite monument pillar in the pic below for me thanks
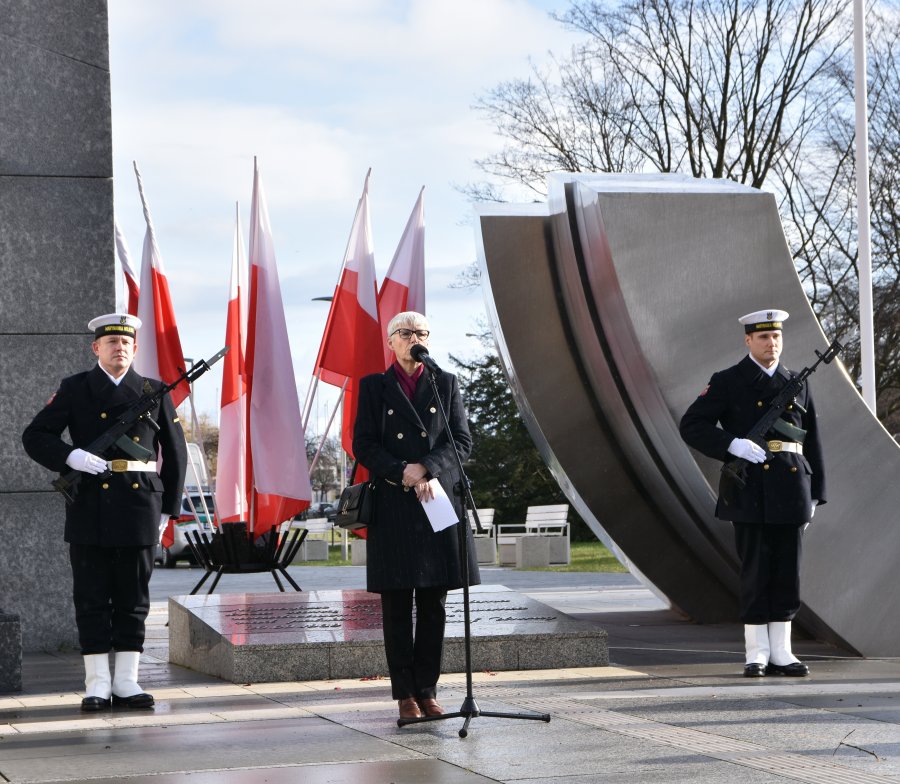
[0,0,114,664]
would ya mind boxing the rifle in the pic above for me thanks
[720,337,842,503]
[52,347,229,504]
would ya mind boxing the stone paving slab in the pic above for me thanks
[6,571,900,784]
[0,716,422,783]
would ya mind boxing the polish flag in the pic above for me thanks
[378,187,425,365]
[114,221,140,316]
[131,163,190,408]
[313,170,385,459]
[245,159,311,535]
[215,203,249,524]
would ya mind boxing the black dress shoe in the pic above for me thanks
[112,692,155,709]
[743,663,767,678]
[766,661,809,677]
[81,696,111,712]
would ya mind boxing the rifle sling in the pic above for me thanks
[771,418,806,443]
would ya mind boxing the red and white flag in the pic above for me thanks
[313,170,385,458]
[114,221,140,317]
[378,186,425,365]
[246,159,311,535]
[131,163,190,408]
[215,203,249,524]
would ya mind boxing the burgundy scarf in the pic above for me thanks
[393,360,424,399]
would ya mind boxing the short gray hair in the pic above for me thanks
[387,311,429,337]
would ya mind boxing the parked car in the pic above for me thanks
[296,502,337,523]
[156,493,216,569]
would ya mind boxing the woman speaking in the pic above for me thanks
[353,311,481,721]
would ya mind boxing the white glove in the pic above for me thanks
[65,448,107,475]
[160,513,171,528]
[727,438,766,464]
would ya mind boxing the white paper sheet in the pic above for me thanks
[420,478,458,532]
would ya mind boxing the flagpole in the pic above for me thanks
[308,380,348,475]
[852,0,876,413]
[301,371,321,432]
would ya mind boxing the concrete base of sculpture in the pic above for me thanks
[168,586,608,683]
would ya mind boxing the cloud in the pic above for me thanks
[106,0,580,415]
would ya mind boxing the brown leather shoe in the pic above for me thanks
[398,697,423,719]
[418,698,444,717]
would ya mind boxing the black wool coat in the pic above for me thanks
[679,356,827,525]
[353,366,481,593]
[22,365,188,547]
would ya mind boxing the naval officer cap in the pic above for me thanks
[87,313,142,340]
[738,309,789,334]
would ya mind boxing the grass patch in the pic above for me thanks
[290,542,355,567]
[295,539,626,572]
[523,540,627,573]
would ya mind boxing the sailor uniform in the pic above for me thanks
[22,364,186,653]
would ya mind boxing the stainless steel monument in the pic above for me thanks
[475,173,900,657]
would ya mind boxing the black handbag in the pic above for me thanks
[335,479,375,530]
[334,402,385,530]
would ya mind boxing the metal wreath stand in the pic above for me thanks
[397,345,551,737]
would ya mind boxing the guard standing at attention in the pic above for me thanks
[679,310,826,678]
[22,314,187,710]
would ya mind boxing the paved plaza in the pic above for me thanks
[3,565,900,783]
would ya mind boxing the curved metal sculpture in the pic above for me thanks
[475,174,900,657]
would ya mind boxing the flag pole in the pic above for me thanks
[852,0,876,413]
[308,380,348,476]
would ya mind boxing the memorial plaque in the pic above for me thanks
[169,586,608,683]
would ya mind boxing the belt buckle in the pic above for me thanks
[768,440,783,453]
[110,459,128,472]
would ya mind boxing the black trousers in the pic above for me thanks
[69,543,154,655]
[733,523,803,624]
[380,588,448,701]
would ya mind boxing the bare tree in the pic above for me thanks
[469,0,850,199]
[305,434,343,500]
[781,8,900,427]
[469,0,900,426]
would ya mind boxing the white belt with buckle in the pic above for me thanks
[767,440,802,455]
[107,460,158,473]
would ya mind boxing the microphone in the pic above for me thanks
[410,343,442,375]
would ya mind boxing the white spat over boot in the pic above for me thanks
[81,653,112,711]
[743,624,769,677]
[766,621,809,676]
[112,651,155,708]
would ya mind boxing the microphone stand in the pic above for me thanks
[397,359,551,737]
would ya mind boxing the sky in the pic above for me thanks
[107,0,584,435]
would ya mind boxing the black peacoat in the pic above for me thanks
[22,365,187,547]
[353,366,481,593]
[680,356,826,525]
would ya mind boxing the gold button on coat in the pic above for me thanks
[790,466,798,473]
[100,412,108,419]
[101,483,109,490]
[132,483,139,489]
[430,407,437,413]
[757,401,763,408]
[763,464,770,471]
[133,436,140,442]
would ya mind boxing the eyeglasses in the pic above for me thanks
[390,328,430,340]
